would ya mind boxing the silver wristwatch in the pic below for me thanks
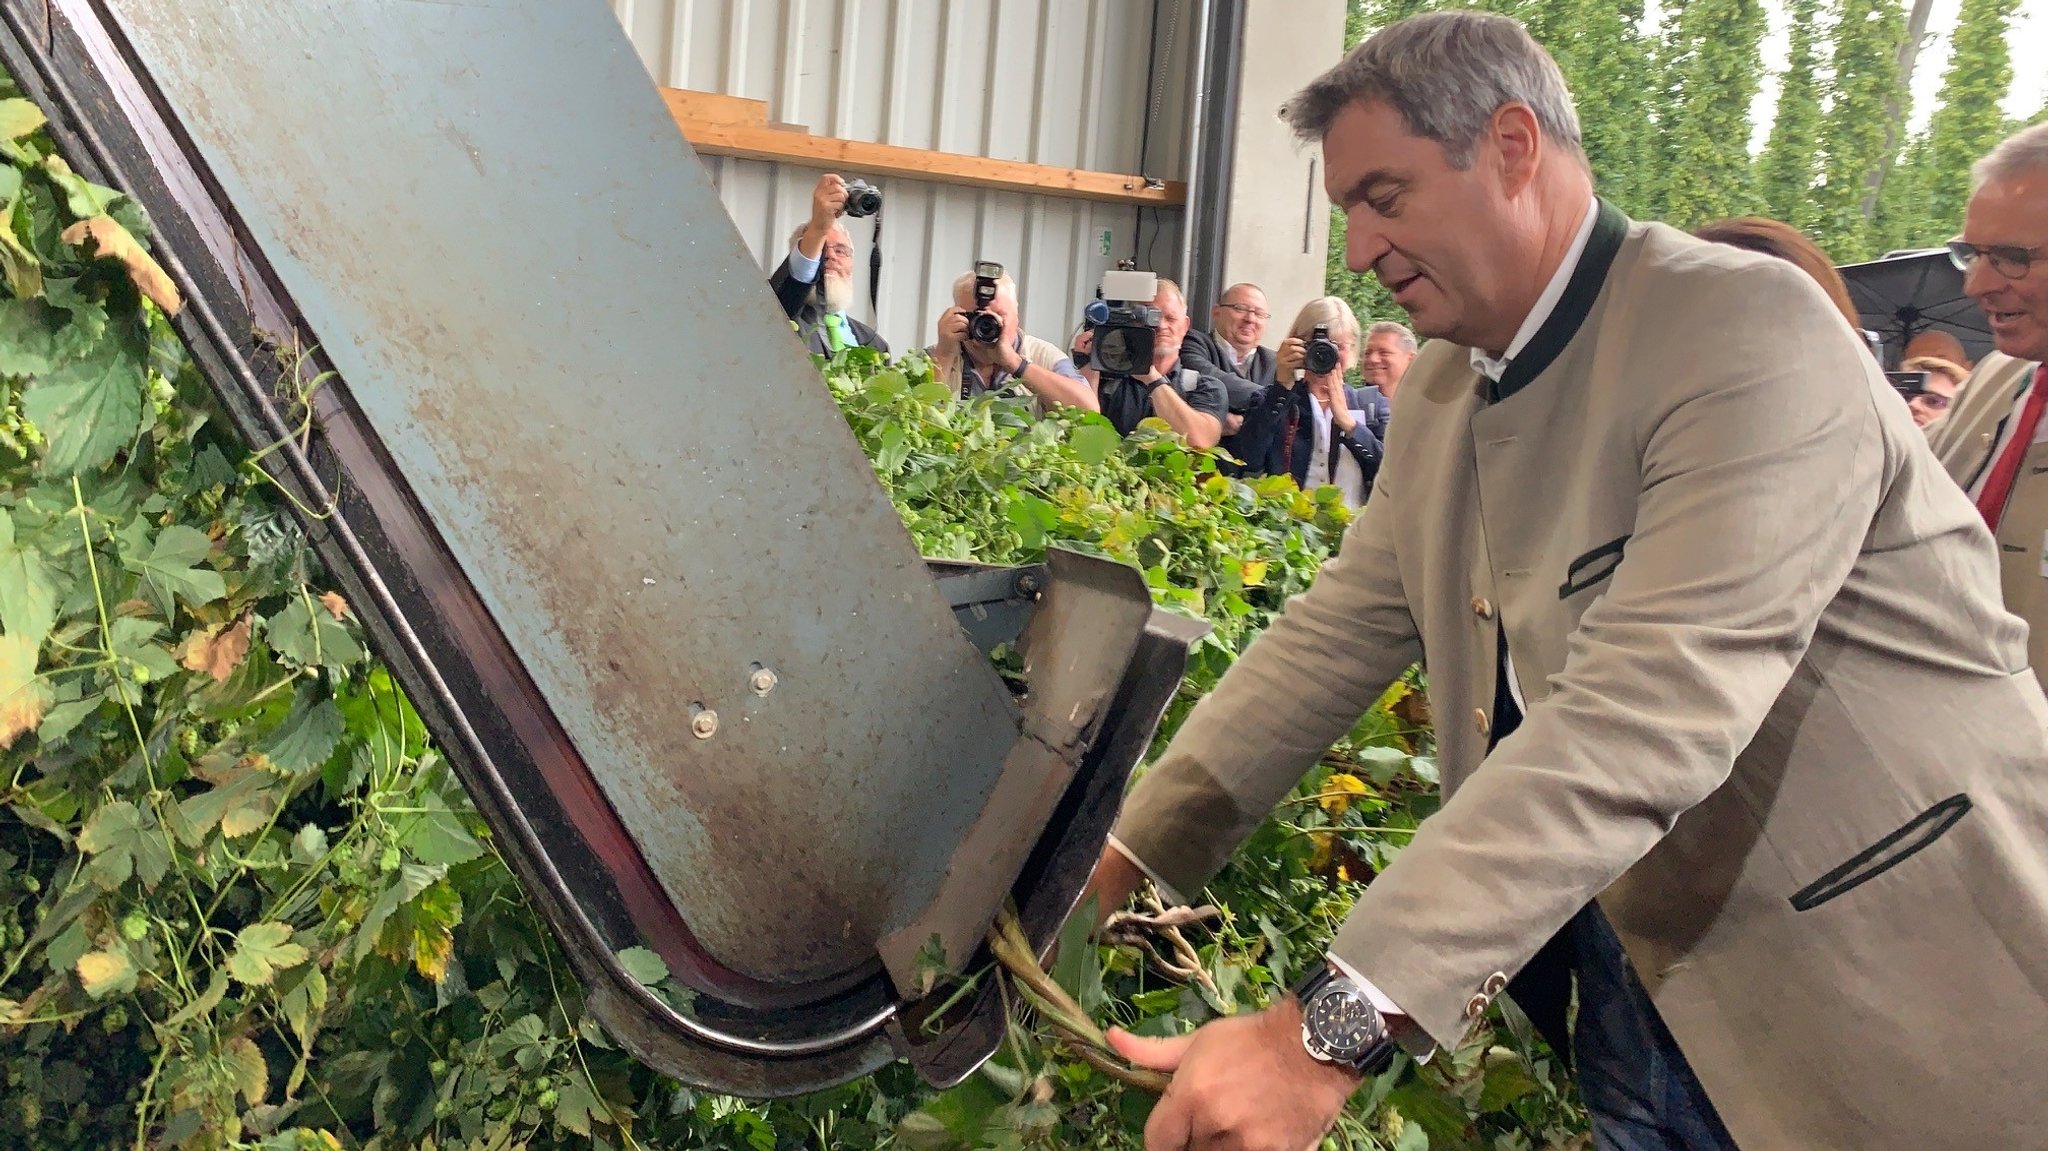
[1293,961,1398,1076]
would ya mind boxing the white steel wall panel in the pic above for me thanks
[611,0,1197,355]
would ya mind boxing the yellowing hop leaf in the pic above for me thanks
[60,215,181,316]
[226,921,309,987]
[1318,772,1368,818]
[0,98,46,140]
[0,633,53,749]
[317,591,349,620]
[1240,559,1269,587]
[75,948,136,998]
[180,616,252,683]
[223,1035,268,1105]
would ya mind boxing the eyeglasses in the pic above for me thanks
[1903,389,1952,411]
[1218,303,1270,320]
[823,244,855,260]
[1947,240,2043,280]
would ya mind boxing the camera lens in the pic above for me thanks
[844,180,882,218]
[1305,338,1341,375]
[968,310,1004,343]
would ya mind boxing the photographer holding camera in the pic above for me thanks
[928,264,1094,411]
[1231,296,1387,507]
[1072,276,1228,448]
[768,172,890,356]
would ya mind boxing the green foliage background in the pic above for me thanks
[0,79,1579,1150]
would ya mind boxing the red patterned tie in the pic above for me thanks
[1975,365,2048,531]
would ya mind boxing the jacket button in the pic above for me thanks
[1473,709,1490,737]
[1465,993,1491,1020]
[1483,972,1508,997]
[1470,596,1496,620]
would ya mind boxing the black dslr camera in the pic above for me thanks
[1079,269,1162,379]
[1885,370,1931,399]
[1305,324,1342,375]
[844,178,882,218]
[966,261,1005,344]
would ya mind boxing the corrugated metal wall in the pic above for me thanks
[611,0,1197,353]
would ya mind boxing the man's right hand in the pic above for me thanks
[1274,336,1307,387]
[1079,843,1147,932]
[809,173,849,232]
[934,307,969,359]
[797,174,850,260]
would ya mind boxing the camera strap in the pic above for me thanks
[868,203,883,314]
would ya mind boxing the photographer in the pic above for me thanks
[929,267,1094,411]
[1232,296,1386,507]
[1073,278,1228,448]
[768,172,889,355]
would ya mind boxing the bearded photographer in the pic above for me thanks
[1231,297,1387,507]
[768,172,889,355]
[928,265,1094,411]
[1072,277,1228,448]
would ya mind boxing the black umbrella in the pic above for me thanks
[1838,248,1995,368]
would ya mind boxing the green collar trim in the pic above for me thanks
[1487,199,1631,405]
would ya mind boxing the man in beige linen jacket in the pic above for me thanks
[1085,14,2048,1151]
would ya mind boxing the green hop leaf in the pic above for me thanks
[265,595,364,673]
[616,946,668,987]
[21,320,147,475]
[76,799,173,890]
[225,921,310,987]
[119,520,226,612]
[0,511,59,647]
[260,684,344,777]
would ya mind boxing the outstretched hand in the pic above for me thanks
[1108,1000,1360,1151]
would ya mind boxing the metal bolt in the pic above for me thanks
[691,710,719,739]
[1016,573,1042,597]
[749,667,778,695]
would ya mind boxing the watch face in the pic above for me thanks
[1306,987,1384,1060]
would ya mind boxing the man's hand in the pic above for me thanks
[963,310,1021,372]
[934,307,969,360]
[1109,997,1360,1151]
[809,173,849,233]
[1273,337,1307,388]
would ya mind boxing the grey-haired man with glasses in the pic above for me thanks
[1181,283,1278,423]
[1930,122,2048,695]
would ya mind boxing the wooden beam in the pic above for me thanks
[661,87,1185,208]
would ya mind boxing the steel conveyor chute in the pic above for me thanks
[0,0,1204,1096]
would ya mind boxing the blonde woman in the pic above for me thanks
[1231,296,1388,507]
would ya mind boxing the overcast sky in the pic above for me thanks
[1746,0,2048,150]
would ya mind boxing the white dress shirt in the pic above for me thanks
[1106,196,1601,1031]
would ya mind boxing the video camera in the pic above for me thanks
[1077,269,1161,379]
[844,178,882,219]
[966,261,1005,344]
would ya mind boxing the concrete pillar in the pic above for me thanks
[1212,0,1346,326]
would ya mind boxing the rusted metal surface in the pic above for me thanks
[0,0,1207,1095]
[94,0,1024,988]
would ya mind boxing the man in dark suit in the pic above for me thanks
[1180,282,1277,417]
[768,173,890,356]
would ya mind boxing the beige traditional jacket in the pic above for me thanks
[1928,350,2048,695]
[1114,203,2048,1149]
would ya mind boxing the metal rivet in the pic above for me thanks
[749,667,778,695]
[691,709,719,739]
[1016,572,1042,597]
